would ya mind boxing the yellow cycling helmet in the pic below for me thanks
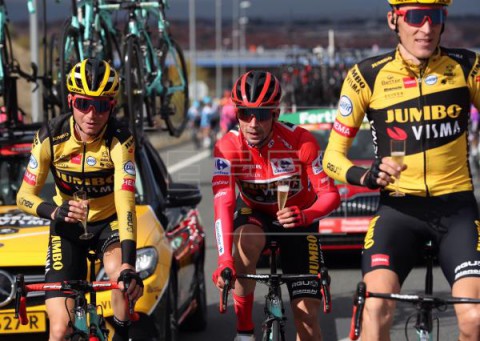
[388,0,451,5]
[66,58,119,97]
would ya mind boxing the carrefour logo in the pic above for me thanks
[271,158,295,175]
[213,158,231,176]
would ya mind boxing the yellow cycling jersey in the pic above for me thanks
[323,47,480,197]
[16,114,137,264]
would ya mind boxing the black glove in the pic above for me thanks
[362,158,382,190]
[118,269,144,291]
[53,201,71,222]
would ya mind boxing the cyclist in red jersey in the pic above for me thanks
[211,71,340,341]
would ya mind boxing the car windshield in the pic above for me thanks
[311,128,375,160]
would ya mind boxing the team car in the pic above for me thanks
[279,108,379,250]
[0,122,207,340]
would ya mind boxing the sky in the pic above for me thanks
[6,0,480,22]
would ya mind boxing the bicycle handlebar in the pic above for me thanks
[219,268,232,314]
[14,274,139,325]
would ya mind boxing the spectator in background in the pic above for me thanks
[187,100,202,149]
[200,96,217,148]
[219,91,237,136]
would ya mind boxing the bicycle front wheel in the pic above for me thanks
[158,38,188,137]
[262,319,283,341]
[123,36,145,141]
[59,21,82,112]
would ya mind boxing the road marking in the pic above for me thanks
[167,149,211,174]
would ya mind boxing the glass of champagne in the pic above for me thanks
[73,190,93,240]
[389,139,406,197]
[277,180,290,210]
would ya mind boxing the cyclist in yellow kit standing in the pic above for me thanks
[322,0,480,340]
[16,58,143,341]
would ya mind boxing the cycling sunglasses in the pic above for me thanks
[394,7,447,27]
[72,95,114,115]
[237,108,275,122]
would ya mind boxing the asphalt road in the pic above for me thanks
[160,140,459,341]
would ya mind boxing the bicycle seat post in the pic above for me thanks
[87,251,98,306]
[415,240,436,334]
[269,240,278,275]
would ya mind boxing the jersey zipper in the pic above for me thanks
[81,142,86,191]
[417,65,430,197]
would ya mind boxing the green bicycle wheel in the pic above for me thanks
[124,36,146,142]
[157,38,189,137]
[59,20,81,113]
[45,32,62,120]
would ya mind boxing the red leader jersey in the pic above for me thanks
[212,121,340,264]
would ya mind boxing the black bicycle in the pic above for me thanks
[350,241,480,341]
[220,239,331,341]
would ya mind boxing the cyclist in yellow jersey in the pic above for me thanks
[323,0,480,339]
[16,58,144,341]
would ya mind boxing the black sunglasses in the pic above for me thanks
[237,108,274,122]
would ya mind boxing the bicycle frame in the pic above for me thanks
[220,238,331,341]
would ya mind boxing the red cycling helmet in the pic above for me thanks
[231,71,282,111]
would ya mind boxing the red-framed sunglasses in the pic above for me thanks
[71,94,115,114]
[394,7,447,27]
[237,108,275,122]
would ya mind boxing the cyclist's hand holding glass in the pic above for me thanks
[212,259,236,290]
[277,206,306,228]
[51,199,88,224]
[362,157,407,189]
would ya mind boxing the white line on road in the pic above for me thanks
[167,149,211,174]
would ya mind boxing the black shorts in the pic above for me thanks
[45,215,119,299]
[362,191,480,286]
[234,197,323,301]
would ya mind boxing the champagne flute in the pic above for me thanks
[277,179,290,210]
[73,190,93,240]
[389,139,406,197]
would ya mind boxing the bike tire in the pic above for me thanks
[59,20,82,112]
[158,38,189,137]
[123,36,145,142]
[262,319,282,341]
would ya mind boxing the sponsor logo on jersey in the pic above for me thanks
[86,156,96,166]
[312,153,323,175]
[23,169,37,185]
[364,216,379,249]
[307,235,320,274]
[333,119,359,138]
[338,96,353,117]
[124,161,136,175]
[371,56,393,69]
[71,153,82,164]
[215,219,224,255]
[371,254,390,267]
[121,178,135,192]
[271,158,295,175]
[403,77,417,88]
[28,155,38,169]
[214,158,231,176]
[424,74,437,85]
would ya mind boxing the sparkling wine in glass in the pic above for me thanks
[389,139,406,197]
[277,180,290,210]
[73,190,93,240]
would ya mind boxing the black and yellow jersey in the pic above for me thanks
[16,114,137,265]
[323,47,480,197]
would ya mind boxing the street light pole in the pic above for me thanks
[239,1,250,75]
[232,0,239,82]
[189,0,197,101]
[215,0,222,99]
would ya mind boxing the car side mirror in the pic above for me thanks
[166,183,202,208]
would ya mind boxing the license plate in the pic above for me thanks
[0,311,47,333]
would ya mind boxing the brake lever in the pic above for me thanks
[349,281,366,340]
[319,266,331,313]
[219,268,232,314]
